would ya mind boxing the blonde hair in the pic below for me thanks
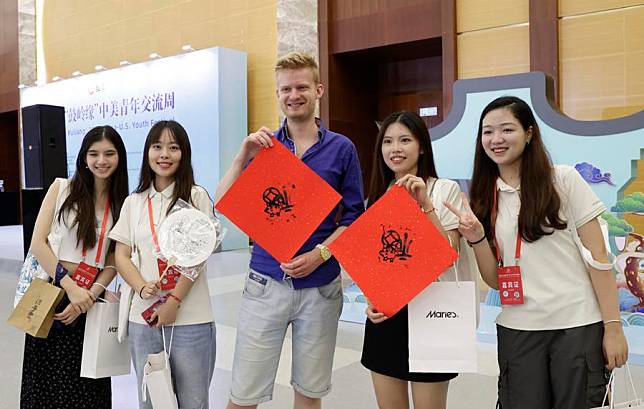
[275,52,320,84]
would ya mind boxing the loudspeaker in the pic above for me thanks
[21,188,46,258]
[22,104,68,189]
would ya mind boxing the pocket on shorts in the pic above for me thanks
[243,271,269,299]
[316,278,342,300]
[585,351,609,407]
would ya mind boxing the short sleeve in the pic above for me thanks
[556,165,607,228]
[431,179,461,231]
[108,195,133,246]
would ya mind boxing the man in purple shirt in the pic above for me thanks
[215,52,364,409]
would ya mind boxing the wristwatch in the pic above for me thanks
[315,244,332,261]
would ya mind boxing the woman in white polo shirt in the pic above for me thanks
[110,120,219,409]
[445,96,628,409]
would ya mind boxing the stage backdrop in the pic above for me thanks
[20,47,248,250]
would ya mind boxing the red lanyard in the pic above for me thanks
[82,196,111,266]
[491,183,522,266]
[147,195,161,253]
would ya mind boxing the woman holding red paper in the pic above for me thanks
[21,125,129,408]
[361,111,471,409]
[444,96,628,409]
[110,120,219,409]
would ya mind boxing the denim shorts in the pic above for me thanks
[229,271,343,405]
[128,321,217,409]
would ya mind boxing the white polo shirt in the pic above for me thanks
[109,183,216,326]
[494,165,606,330]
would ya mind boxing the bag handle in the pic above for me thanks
[601,364,641,408]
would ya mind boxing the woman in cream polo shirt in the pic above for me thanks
[110,120,219,409]
[445,96,628,409]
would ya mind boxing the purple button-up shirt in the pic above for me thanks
[249,119,365,289]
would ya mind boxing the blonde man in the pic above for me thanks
[215,52,365,409]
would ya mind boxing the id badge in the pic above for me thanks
[496,265,524,305]
[141,296,167,326]
[157,258,181,291]
[72,262,99,289]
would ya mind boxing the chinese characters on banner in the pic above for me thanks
[215,139,341,263]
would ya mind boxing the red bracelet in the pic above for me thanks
[167,293,182,304]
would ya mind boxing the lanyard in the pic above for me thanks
[82,196,111,266]
[147,195,161,253]
[491,182,522,266]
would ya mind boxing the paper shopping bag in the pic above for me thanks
[142,350,178,409]
[80,300,131,378]
[408,281,478,373]
[7,278,64,338]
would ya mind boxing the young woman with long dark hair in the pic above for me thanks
[22,125,128,408]
[110,120,219,408]
[361,111,476,409]
[445,96,628,408]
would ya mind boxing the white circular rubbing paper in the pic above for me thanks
[158,208,217,267]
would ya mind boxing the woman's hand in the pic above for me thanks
[366,304,389,324]
[444,193,486,243]
[152,297,180,327]
[396,174,431,209]
[54,303,82,325]
[64,281,96,314]
[139,281,159,299]
[603,323,629,370]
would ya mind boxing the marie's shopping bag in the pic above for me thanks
[80,295,131,378]
[7,278,64,338]
[592,365,643,409]
[408,280,477,373]
[142,326,178,409]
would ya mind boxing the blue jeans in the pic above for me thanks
[230,271,343,405]
[128,321,216,409]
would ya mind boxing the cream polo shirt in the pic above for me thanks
[108,182,216,326]
[494,165,606,330]
[55,178,113,268]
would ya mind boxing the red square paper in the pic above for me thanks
[329,185,458,317]
[215,139,342,263]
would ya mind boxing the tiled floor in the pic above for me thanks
[1,225,642,408]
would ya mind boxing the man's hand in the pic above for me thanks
[239,127,274,163]
[280,249,324,279]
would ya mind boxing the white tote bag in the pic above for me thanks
[408,250,478,373]
[592,365,643,409]
[142,326,178,409]
[80,297,132,378]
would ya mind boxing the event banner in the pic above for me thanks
[20,47,248,250]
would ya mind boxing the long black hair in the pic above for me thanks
[470,96,566,242]
[135,120,196,213]
[367,111,438,207]
[58,125,129,248]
